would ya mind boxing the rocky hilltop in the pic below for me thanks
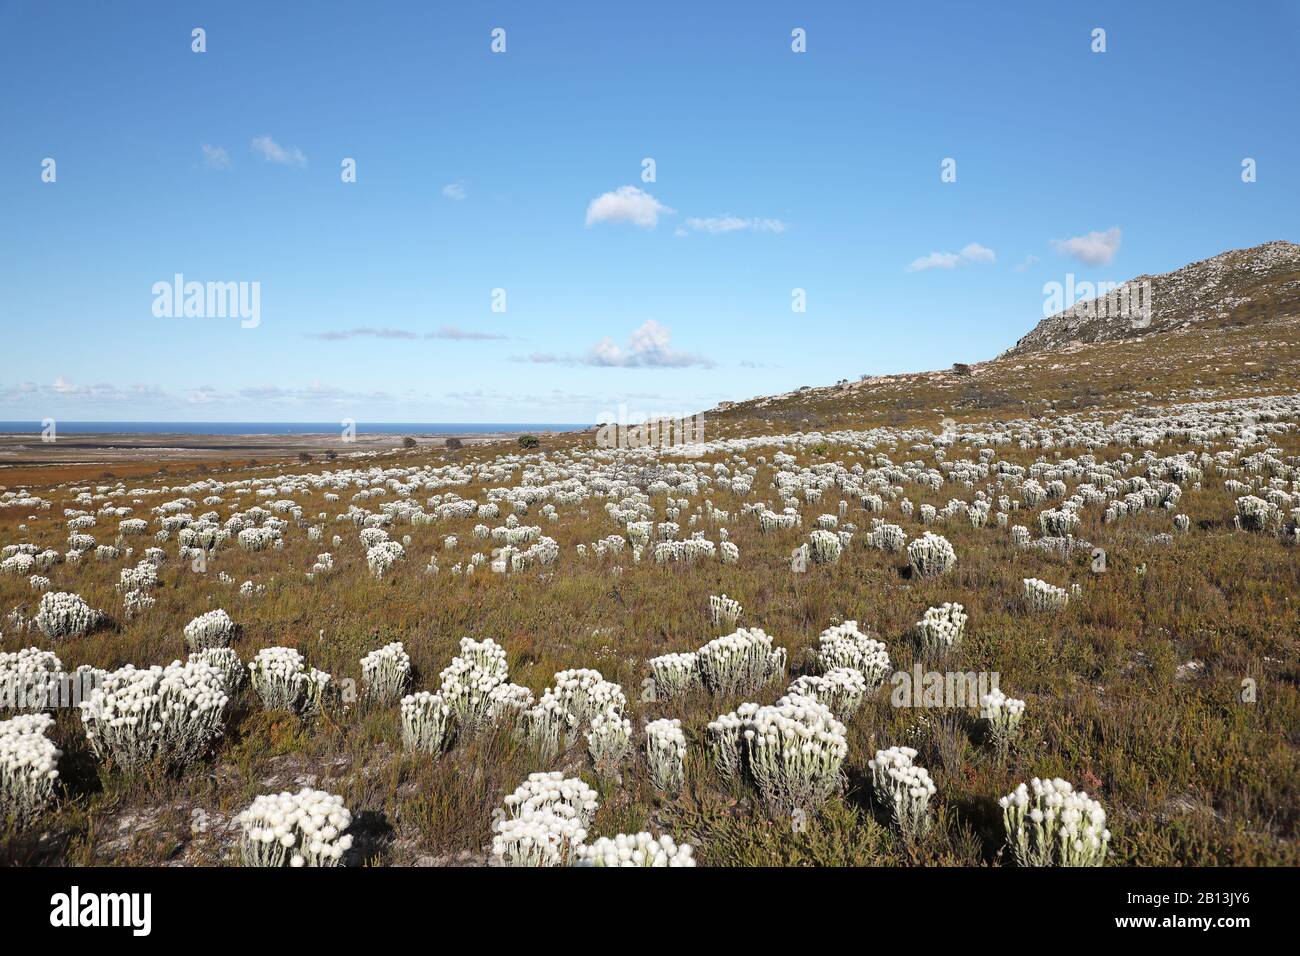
[1003,240,1300,357]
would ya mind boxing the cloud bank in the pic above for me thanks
[517,320,714,368]
[306,326,506,342]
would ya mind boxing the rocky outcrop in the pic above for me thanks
[1004,240,1300,357]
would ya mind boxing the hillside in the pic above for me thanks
[696,313,1299,445]
[1002,240,1300,358]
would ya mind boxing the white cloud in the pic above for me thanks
[201,144,231,169]
[1013,254,1040,273]
[251,134,307,167]
[186,385,221,405]
[306,325,506,342]
[0,377,169,405]
[959,242,996,264]
[517,320,714,368]
[907,252,961,271]
[427,325,505,341]
[906,242,996,272]
[441,181,466,200]
[585,186,674,228]
[0,378,484,413]
[683,216,787,235]
[307,327,420,341]
[1051,227,1121,266]
[236,383,393,403]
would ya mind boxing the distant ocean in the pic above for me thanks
[0,421,586,436]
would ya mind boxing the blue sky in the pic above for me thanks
[1,0,1297,423]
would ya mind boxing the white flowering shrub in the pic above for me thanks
[238,788,353,867]
[867,521,907,552]
[980,688,1025,757]
[438,637,509,732]
[816,621,889,687]
[1,554,35,578]
[625,520,652,548]
[586,708,632,771]
[706,702,759,783]
[697,628,786,697]
[867,746,935,845]
[80,660,229,772]
[184,608,238,651]
[758,509,799,532]
[652,538,717,565]
[248,647,306,711]
[116,560,158,593]
[647,652,699,701]
[574,832,696,867]
[33,591,103,640]
[915,603,968,656]
[365,541,405,578]
[118,518,148,537]
[1,648,63,712]
[360,641,411,705]
[237,527,280,551]
[1234,495,1281,532]
[400,691,454,755]
[0,712,61,828]
[547,669,627,732]
[523,693,572,760]
[1023,578,1070,612]
[189,647,244,694]
[907,532,956,577]
[67,533,95,552]
[645,718,687,794]
[248,647,331,716]
[786,667,868,720]
[455,635,508,674]
[1000,777,1110,867]
[487,682,534,729]
[1038,507,1080,537]
[491,772,599,867]
[508,535,560,571]
[808,529,842,564]
[708,594,742,628]
[743,694,847,815]
[32,549,60,573]
[121,588,155,619]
